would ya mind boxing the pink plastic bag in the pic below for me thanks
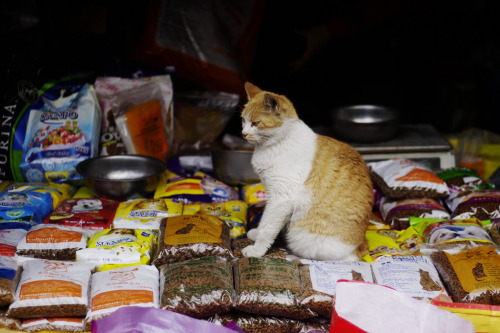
[331,280,475,333]
[91,306,237,333]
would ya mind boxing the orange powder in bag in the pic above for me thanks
[125,99,168,161]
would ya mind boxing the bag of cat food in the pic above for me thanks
[234,257,315,320]
[0,256,21,307]
[183,200,248,238]
[410,217,494,254]
[437,167,493,192]
[112,198,183,230]
[298,259,373,319]
[364,227,422,262]
[379,197,450,230]
[0,191,53,226]
[445,189,500,221]
[71,185,97,199]
[86,265,159,325]
[159,256,234,318]
[155,170,239,204]
[45,198,118,231]
[16,224,93,260]
[21,317,86,332]
[152,214,234,266]
[241,183,267,205]
[0,228,28,257]
[0,308,22,331]
[76,228,155,271]
[7,260,95,319]
[371,255,446,301]
[1,181,75,209]
[367,159,449,199]
[210,312,304,333]
[430,246,500,305]
[19,83,101,184]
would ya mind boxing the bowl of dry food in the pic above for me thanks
[76,155,165,201]
[331,105,399,143]
[211,149,260,186]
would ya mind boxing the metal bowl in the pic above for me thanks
[76,155,165,201]
[211,149,260,186]
[331,105,399,143]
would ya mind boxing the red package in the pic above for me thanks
[45,198,118,231]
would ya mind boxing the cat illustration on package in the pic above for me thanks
[240,82,373,261]
[20,84,101,183]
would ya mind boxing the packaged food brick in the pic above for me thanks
[298,259,373,319]
[410,217,495,254]
[445,189,500,221]
[234,257,315,320]
[152,214,234,266]
[85,265,159,325]
[0,228,28,257]
[364,227,422,262]
[112,198,183,230]
[154,170,239,204]
[159,256,233,318]
[0,256,21,307]
[22,317,86,332]
[431,246,500,305]
[45,198,119,231]
[7,260,95,319]
[371,255,446,301]
[437,167,493,192]
[15,224,93,261]
[76,228,155,271]
[367,159,449,199]
[183,200,248,238]
[379,197,450,230]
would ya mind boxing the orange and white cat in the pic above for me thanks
[241,82,373,261]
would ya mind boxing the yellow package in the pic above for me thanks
[76,228,156,271]
[241,183,267,204]
[72,186,98,198]
[112,198,183,230]
[363,226,422,262]
[183,200,248,238]
[0,181,74,208]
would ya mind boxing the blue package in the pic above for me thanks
[0,191,53,224]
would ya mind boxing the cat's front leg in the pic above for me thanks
[246,228,259,241]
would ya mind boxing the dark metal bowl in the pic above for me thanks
[211,149,260,186]
[76,155,165,201]
[331,105,399,143]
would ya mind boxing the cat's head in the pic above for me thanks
[241,82,298,145]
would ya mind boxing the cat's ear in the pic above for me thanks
[245,82,262,99]
[264,93,280,112]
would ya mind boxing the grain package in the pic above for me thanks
[298,259,373,318]
[45,198,119,231]
[0,256,21,307]
[234,257,315,320]
[152,214,234,266]
[0,228,28,257]
[154,170,239,203]
[159,256,234,318]
[367,158,449,199]
[112,198,183,230]
[183,200,248,238]
[431,246,500,305]
[16,224,93,260]
[371,255,445,301]
[437,167,492,192]
[86,265,159,325]
[379,197,450,230]
[364,227,422,262]
[7,260,95,319]
[211,311,303,333]
[410,217,494,254]
[446,189,500,221]
[76,228,155,271]
[21,317,86,332]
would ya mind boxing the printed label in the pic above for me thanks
[20,279,82,300]
[164,215,223,245]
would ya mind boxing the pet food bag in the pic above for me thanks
[21,317,86,332]
[0,190,53,226]
[0,256,21,307]
[364,227,422,262]
[446,189,500,220]
[19,83,101,183]
[0,228,28,256]
[112,198,183,230]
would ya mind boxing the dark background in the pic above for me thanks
[2,0,500,137]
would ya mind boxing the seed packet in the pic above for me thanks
[155,170,239,203]
[112,198,183,230]
[19,84,101,183]
[45,198,118,231]
[183,200,248,238]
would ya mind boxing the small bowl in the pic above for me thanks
[331,105,399,142]
[211,149,260,186]
[76,155,165,201]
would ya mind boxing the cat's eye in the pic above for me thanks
[251,121,260,127]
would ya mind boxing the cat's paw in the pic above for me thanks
[247,228,259,241]
[242,244,266,257]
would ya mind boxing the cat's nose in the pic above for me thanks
[242,132,248,138]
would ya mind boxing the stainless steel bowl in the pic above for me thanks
[331,105,399,142]
[76,155,165,201]
[211,149,260,186]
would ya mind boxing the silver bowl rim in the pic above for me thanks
[76,154,166,182]
[332,104,399,123]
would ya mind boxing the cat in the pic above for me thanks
[240,82,374,261]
